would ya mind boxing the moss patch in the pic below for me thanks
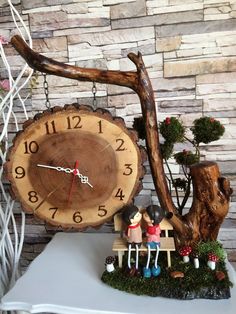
[101,252,233,300]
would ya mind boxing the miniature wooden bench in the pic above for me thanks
[112,213,175,268]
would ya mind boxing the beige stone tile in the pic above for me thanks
[197,72,236,84]
[61,3,88,14]
[111,0,146,19]
[148,3,203,15]
[164,56,236,77]
[68,26,154,45]
[53,26,111,36]
[197,82,236,95]
[203,98,236,111]
[156,36,182,52]
[103,0,135,4]
[33,37,67,53]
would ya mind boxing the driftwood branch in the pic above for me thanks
[11,35,138,91]
[11,35,231,247]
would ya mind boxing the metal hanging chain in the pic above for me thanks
[43,73,51,109]
[92,81,97,109]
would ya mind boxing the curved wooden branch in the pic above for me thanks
[11,35,138,91]
[11,35,191,238]
[128,52,191,238]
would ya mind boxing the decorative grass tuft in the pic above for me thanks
[101,252,232,300]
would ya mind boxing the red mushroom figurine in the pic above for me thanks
[179,246,192,263]
[207,253,219,270]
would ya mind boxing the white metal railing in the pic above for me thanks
[0,0,33,298]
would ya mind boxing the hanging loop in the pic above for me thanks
[92,81,97,109]
[43,73,51,109]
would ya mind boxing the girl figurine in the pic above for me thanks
[122,205,142,274]
[143,205,165,278]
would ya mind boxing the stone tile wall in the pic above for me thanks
[0,0,235,269]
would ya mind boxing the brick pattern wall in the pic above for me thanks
[0,0,236,270]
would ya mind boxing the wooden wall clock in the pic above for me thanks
[5,104,144,229]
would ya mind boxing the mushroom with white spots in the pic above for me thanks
[207,253,219,270]
[179,246,192,263]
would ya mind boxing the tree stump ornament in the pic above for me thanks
[9,35,233,245]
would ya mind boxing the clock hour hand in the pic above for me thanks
[78,174,93,188]
[37,164,93,188]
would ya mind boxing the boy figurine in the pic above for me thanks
[122,205,142,275]
[143,205,165,278]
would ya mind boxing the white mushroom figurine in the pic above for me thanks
[179,246,192,263]
[105,256,115,273]
[207,253,219,270]
[192,251,199,269]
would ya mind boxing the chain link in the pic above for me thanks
[43,73,51,109]
[92,81,97,109]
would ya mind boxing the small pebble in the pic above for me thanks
[170,271,185,278]
[216,271,226,281]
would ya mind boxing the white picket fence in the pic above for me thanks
[0,0,33,298]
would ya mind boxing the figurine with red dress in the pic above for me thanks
[122,205,142,275]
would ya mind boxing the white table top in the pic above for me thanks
[1,233,236,314]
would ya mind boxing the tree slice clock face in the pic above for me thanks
[5,105,143,229]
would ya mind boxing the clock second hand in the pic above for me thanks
[67,160,79,206]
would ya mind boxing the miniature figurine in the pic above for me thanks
[143,204,165,278]
[179,246,192,263]
[207,253,219,270]
[192,251,200,269]
[105,256,115,273]
[122,205,142,274]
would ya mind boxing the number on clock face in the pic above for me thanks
[45,120,57,135]
[28,191,39,203]
[6,107,142,229]
[24,141,39,154]
[49,207,58,219]
[67,115,82,129]
[123,164,133,176]
[98,205,107,217]
[116,138,126,151]
[15,166,25,178]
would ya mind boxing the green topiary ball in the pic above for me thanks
[174,150,199,166]
[160,142,174,160]
[191,116,225,144]
[159,117,185,143]
[173,177,188,191]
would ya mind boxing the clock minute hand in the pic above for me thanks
[37,164,93,188]
[37,164,73,173]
